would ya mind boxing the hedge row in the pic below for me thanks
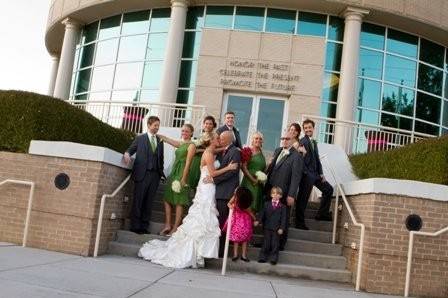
[0,90,134,153]
[349,135,448,185]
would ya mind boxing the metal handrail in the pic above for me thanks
[0,179,35,247]
[301,114,436,139]
[404,226,448,297]
[67,100,207,109]
[320,156,365,292]
[93,174,132,257]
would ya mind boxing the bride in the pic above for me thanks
[138,132,237,268]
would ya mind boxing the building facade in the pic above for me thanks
[45,0,448,153]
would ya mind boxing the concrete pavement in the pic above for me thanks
[0,244,399,298]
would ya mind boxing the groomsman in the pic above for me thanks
[216,111,242,148]
[265,131,303,250]
[123,116,165,234]
[296,119,334,230]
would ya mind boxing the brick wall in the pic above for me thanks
[337,193,448,297]
[0,151,132,256]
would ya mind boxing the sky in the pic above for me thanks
[0,1,52,95]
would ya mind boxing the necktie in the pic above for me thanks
[150,135,157,153]
[276,149,287,164]
[311,139,315,151]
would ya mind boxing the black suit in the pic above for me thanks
[216,125,242,149]
[265,147,303,249]
[126,133,165,231]
[214,144,241,256]
[258,201,287,262]
[296,136,334,227]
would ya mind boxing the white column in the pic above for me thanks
[47,55,59,96]
[334,7,369,153]
[53,18,82,100]
[158,0,188,103]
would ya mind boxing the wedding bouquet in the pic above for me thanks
[171,180,182,193]
[255,171,267,183]
[240,146,252,164]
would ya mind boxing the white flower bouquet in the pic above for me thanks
[171,180,182,193]
[255,171,267,183]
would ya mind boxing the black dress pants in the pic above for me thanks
[130,171,160,231]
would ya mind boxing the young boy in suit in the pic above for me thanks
[255,186,287,265]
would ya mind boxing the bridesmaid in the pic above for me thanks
[289,123,307,155]
[157,124,196,235]
[188,116,217,189]
[240,132,266,214]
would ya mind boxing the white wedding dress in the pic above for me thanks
[138,166,221,268]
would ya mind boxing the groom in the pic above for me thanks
[206,131,241,257]
[123,116,165,234]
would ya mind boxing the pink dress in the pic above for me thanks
[223,206,253,243]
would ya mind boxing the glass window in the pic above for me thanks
[234,7,264,31]
[359,48,383,79]
[88,91,111,100]
[113,62,144,89]
[150,8,171,32]
[140,89,160,102]
[445,75,448,99]
[361,23,385,50]
[95,38,119,65]
[75,68,91,94]
[415,121,440,136]
[204,6,233,29]
[186,6,204,30]
[297,12,326,37]
[182,32,201,58]
[382,84,415,116]
[79,44,95,68]
[443,100,448,127]
[178,60,197,88]
[328,16,344,41]
[111,90,140,101]
[325,42,343,71]
[386,29,418,59]
[90,65,114,91]
[357,108,379,125]
[75,94,87,100]
[384,54,416,88]
[416,92,441,124]
[257,98,285,153]
[357,79,381,109]
[122,11,150,35]
[117,35,147,62]
[322,72,339,102]
[417,63,443,96]
[381,113,413,130]
[177,89,195,105]
[142,61,163,89]
[265,8,296,34]
[146,33,167,60]
[83,21,99,44]
[419,38,444,68]
[98,16,121,40]
[320,101,337,118]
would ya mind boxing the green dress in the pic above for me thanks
[164,143,191,206]
[188,149,203,189]
[241,152,266,213]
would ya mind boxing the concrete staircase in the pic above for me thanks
[108,185,352,284]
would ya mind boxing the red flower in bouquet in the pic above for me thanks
[240,146,252,164]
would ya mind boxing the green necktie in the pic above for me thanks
[150,135,157,153]
[276,150,286,164]
[311,139,315,151]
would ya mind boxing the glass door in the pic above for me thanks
[223,93,287,154]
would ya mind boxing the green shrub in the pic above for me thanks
[0,90,135,153]
[349,136,448,185]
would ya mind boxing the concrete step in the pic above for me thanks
[112,232,345,269]
[122,220,332,243]
[107,241,350,283]
[114,230,342,256]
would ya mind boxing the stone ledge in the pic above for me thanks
[342,178,448,202]
[29,140,132,170]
